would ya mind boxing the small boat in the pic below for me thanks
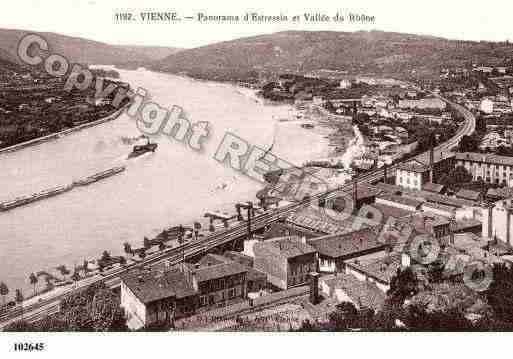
[127,137,158,159]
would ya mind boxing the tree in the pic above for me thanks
[123,242,133,256]
[178,225,185,261]
[15,289,23,309]
[193,222,202,240]
[56,265,70,280]
[327,301,358,331]
[82,260,89,274]
[101,250,111,263]
[404,304,472,331]
[458,134,480,152]
[388,267,419,305]
[119,257,127,266]
[29,273,38,296]
[71,271,80,288]
[485,263,513,324]
[439,165,473,190]
[143,237,151,249]
[0,282,9,307]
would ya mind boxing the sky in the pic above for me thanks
[1,0,513,48]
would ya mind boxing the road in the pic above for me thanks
[0,97,475,329]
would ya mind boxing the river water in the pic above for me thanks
[0,69,334,296]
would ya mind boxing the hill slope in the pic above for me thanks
[0,28,177,66]
[154,30,513,81]
[114,45,182,61]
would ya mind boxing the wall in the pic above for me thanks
[120,281,147,330]
[254,244,288,290]
[288,253,317,287]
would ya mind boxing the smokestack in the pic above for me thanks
[309,272,320,304]
[449,217,455,245]
[353,176,358,212]
[488,203,493,239]
[429,147,434,183]
[507,210,511,245]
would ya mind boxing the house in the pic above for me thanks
[375,193,424,212]
[270,206,358,238]
[422,182,446,194]
[307,226,388,273]
[486,187,513,201]
[331,185,381,212]
[345,254,405,292]
[455,189,481,202]
[482,199,513,244]
[120,258,249,329]
[422,202,457,218]
[120,267,198,330]
[395,152,454,191]
[198,253,266,294]
[455,152,513,186]
[319,274,386,311]
[395,160,430,190]
[253,236,317,290]
[398,98,446,110]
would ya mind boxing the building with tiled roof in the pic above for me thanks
[319,274,386,312]
[254,236,317,290]
[455,189,481,202]
[121,267,198,330]
[307,226,389,273]
[455,152,513,186]
[281,206,358,236]
[376,193,424,211]
[120,255,250,329]
[486,187,513,201]
[345,254,404,292]
[395,150,454,191]
[367,202,415,221]
[422,182,446,194]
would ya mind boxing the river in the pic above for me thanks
[0,69,335,297]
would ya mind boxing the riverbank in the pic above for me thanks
[0,105,128,156]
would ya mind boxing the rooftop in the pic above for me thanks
[256,236,317,259]
[487,187,513,200]
[307,226,386,259]
[396,159,429,173]
[286,206,355,234]
[376,193,424,208]
[195,261,248,282]
[321,274,386,311]
[121,268,196,304]
[455,189,481,201]
[367,202,415,220]
[455,152,513,167]
[422,182,445,194]
[373,182,403,195]
[346,254,402,285]
[422,201,457,214]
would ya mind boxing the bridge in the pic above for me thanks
[0,97,475,329]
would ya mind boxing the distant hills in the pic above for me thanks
[1,28,513,82]
[153,30,513,81]
[0,28,180,67]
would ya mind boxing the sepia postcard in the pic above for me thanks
[1,0,513,357]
